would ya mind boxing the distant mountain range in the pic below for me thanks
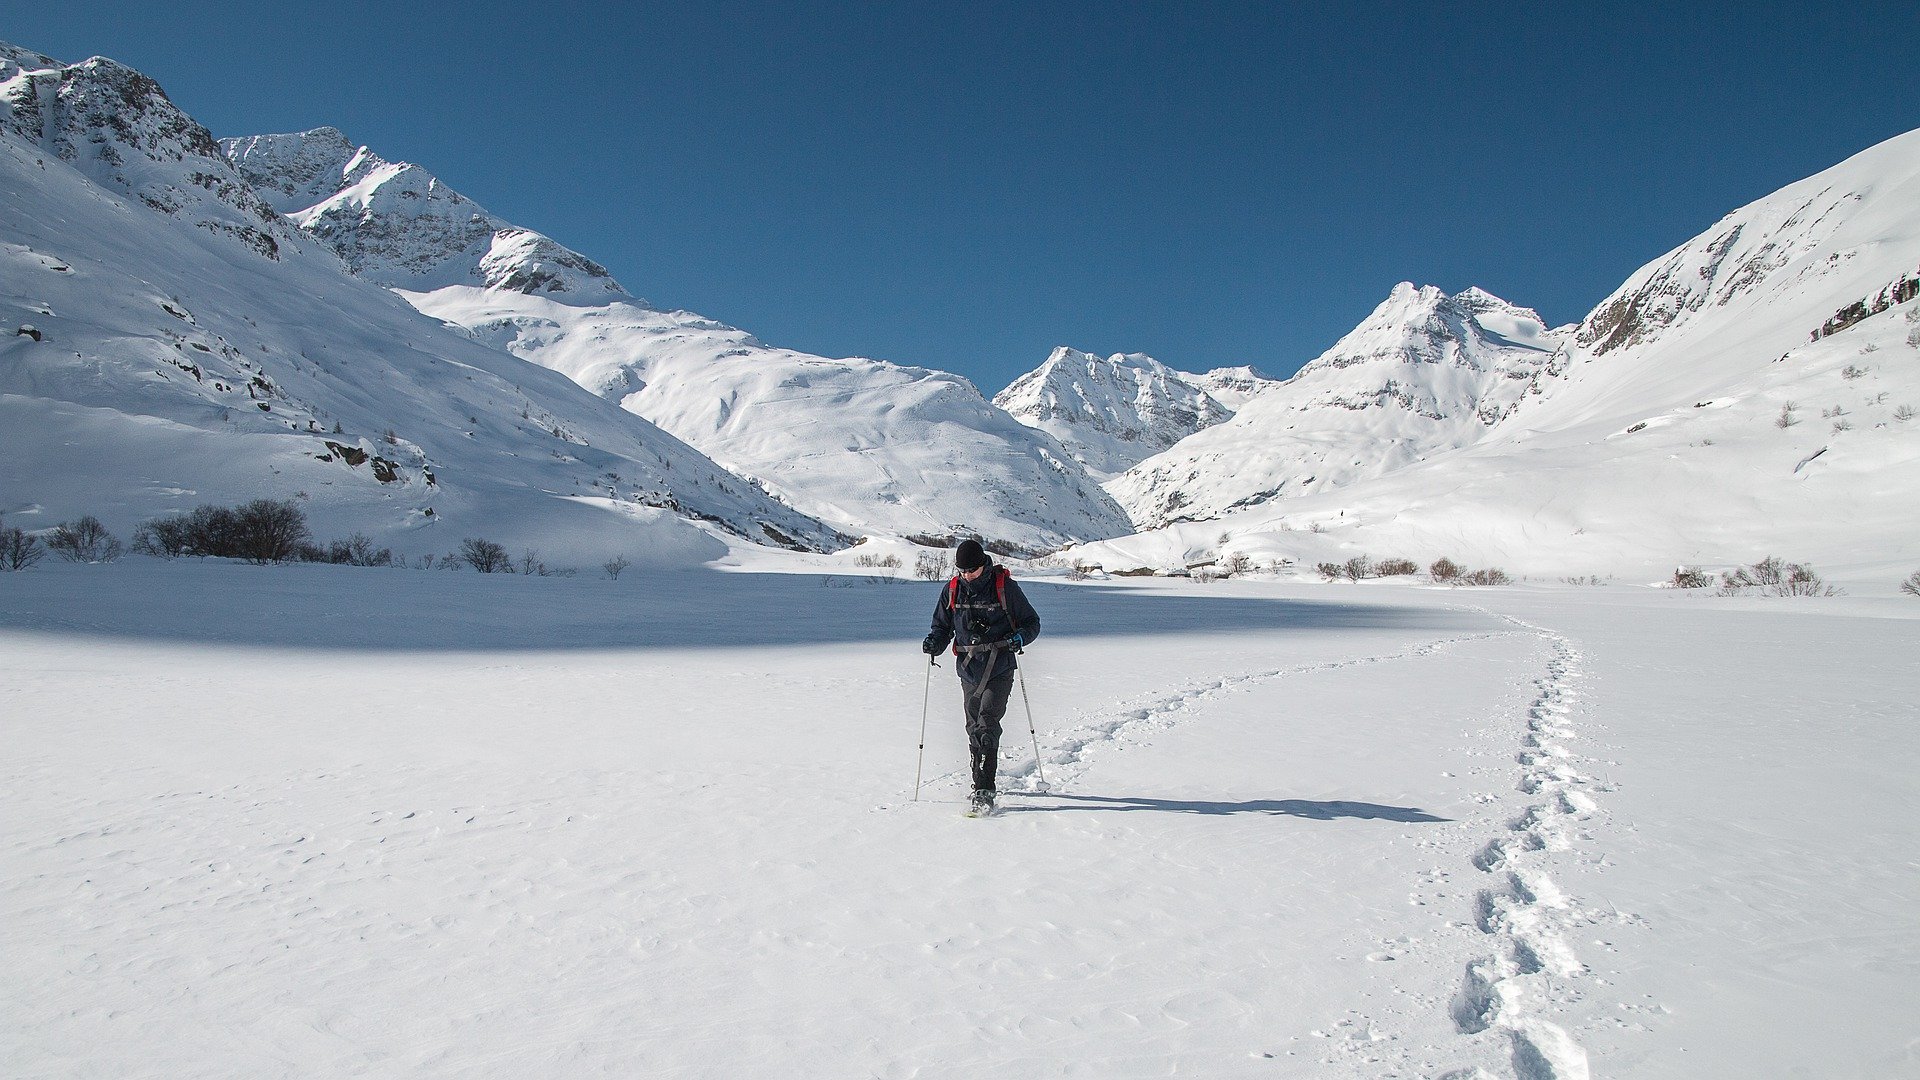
[220,125,1132,554]
[5,38,1916,577]
[1067,131,1920,579]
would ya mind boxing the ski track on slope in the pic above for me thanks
[912,631,1514,799]
[1447,616,1604,1080]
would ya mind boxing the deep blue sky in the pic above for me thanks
[11,3,1915,390]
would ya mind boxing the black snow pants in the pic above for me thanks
[962,670,1015,793]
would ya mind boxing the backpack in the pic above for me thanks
[946,566,1011,615]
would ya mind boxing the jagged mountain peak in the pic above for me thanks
[222,129,628,299]
[220,127,359,214]
[994,347,1251,481]
[1,42,296,262]
[1300,282,1553,377]
[1106,281,1566,528]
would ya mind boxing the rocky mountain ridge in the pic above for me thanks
[222,127,625,297]
[0,43,842,563]
[1106,282,1564,528]
[226,126,1133,551]
[991,348,1271,481]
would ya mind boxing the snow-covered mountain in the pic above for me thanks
[226,129,1132,553]
[1108,284,1565,528]
[1069,130,1920,579]
[406,289,1132,553]
[0,43,841,564]
[222,127,625,298]
[992,348,1274,481]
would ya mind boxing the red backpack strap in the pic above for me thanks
[947,575,960,612]
[995,566,1009,609]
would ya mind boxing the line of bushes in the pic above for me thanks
[132,500,314,564]
[1317,554,1511,586]
[0,506,614,578]
[1672,556,1840,597]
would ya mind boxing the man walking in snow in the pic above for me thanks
[922,539,1041,815]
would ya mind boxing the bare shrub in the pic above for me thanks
[1901,570,1920,597]
[1315,561,1345,581]
[0,519,44,571]
[1895,405,1916,423]
[603,555,631,580]
[132,514,194,558]
[1460,567,1512,587]
[231,500,311,564]
[915,551,947,580]
[855,552,901,569]
[1671,566,1713,589]
[1429,557,1463,582]
[133,500,308,563]
[320,534,391,566]
[1720,556,1837,597]
[47,515,122,563]
[1775,403,1800,428]
[1375,557,1419,577]
[461,537,511,573]
[1343,555,1374,581]
[518,550,550,576]
[1220,553,1251,576]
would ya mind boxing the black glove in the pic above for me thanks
[922,632,945,655]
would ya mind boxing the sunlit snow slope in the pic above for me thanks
[0,43,840,564]
[1072,131,1920,579]
[226,128,1132,553]
[1109,285,1566,528]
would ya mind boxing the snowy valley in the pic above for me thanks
[4,35,1920,1080]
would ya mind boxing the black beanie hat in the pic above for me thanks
[954,539,987,570]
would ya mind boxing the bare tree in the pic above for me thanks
[603,555,631,581]
[232,499,311,564]
[46,515,122,563]
[1901,570,1920,597]
[0,518,44,571]
[461,537,510,573]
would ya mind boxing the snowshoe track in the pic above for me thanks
[971,631,1510,796]
[1451,620,1596,1080]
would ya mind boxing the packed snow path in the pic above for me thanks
[4,564,1917,1077]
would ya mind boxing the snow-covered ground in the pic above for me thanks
[4,561,1917,1078]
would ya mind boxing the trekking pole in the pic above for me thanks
[1016,664,1050,794]
[913,655,935,801]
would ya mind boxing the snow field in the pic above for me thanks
[4,564,1918,1077]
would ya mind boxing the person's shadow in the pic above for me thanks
[1000,792,1449,822]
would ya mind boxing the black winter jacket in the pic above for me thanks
[926,563,1041,684]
